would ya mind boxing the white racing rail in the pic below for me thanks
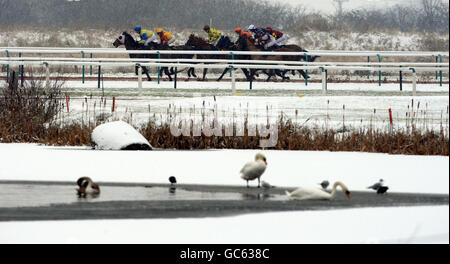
[1,47,448,95]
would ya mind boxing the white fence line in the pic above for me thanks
[2,60,448,72]
[1,47,449,57]
[1,47,448,97]
[1,56,448,68]
[2,60,448,97]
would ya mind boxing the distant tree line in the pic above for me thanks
[0,0,448,33]
[290,0,449,33]
[0,0,299,29]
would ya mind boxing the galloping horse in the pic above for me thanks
[184,34,219,81]
[186,34,251,81]
[113,31,175,81]
[236,35,317,81]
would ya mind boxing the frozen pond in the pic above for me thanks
[0,182,284,208]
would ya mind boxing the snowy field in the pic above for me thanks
[0,77,449,244]
[0,143,448,243]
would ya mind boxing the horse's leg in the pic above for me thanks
[142,66,152,81]
[241,68,250,81]
[265,70,272,82]
[276,69,289,81]
[217,68,229,81]
[190,67,197,78]
[202,68,208,81]
[164,67,173,81]
[298,69,307,79]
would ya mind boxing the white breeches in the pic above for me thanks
[264,38,277,49]
[144,34,157,46]
[275,35,286,44]
[168,37,176,45]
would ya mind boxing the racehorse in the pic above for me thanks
[184,34,219,81]
[113,31,175,81]
[235,35,317,81]
[186,34,251,81]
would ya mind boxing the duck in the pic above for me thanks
[76,177,100,196]
[261,180,275,189]
[286,181,351,200]
[169,176,177,185]
[367,179,384,190]
[319,180,330,190]
[377,186,389,194]
[240,153,267,188]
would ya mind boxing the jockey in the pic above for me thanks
[255,30,277,50]
[156,28,176,46]
[234,27,252,39]
[247,24,267,37]
[266,26,286,45]
[134,26,157,46]
[203,25,222,47]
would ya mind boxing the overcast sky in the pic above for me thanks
[271,0,445,14]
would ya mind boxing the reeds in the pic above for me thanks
[1,71,448,155]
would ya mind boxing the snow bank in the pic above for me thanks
[0,144,448,194]
[0,206,447,243]
[91,121,152,150]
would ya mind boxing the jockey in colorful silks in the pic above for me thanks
[203,25,222,47]
[235,27,253,39]
[265,26,286,45]
[156,28,176,46]
[255,30,277,50]
[247,24,267,37]
[134,26,157,46]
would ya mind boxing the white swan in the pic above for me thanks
[240,153,267,188]
[285,181,351,200]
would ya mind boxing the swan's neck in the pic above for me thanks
[330,181,347,199]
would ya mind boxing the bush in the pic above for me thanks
[0,70,63,142]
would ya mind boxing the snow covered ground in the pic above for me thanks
[0,73,448,244]
[1,206,447,244]
[0,143,448,243]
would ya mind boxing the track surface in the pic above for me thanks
[0,181,447,221]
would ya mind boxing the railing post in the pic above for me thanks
[90,53,93,76]
[320,67,327,95]
[410,68,416,96]
[230,52,234,77]
[157,51,161,84]
[18,52,23,76]
[249,69,253,90]
[174,67,177,89]
[399,66,403,91]
[367,56,370,79]
[231,65,236,95]
[97,64,101,89]
[304,53,309,86]
[137,63,142,96]
[377,54,381,86]
[435,55,438,80]
[5,50,9,82]
[43,62,50,89]
[439,54,443,87]
[81,51,85,84]
[19,52,24,87]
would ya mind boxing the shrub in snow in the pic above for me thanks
[91,121,152,150]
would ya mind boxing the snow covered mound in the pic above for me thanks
[91,121,152,150]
